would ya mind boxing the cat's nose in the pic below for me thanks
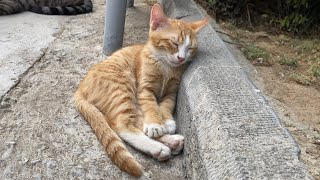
[177,56,185,62]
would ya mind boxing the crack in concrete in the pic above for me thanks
[0,49,48,104]
[0,19,68,105]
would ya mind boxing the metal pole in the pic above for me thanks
[127,0,134,8]
[103,0,127,56]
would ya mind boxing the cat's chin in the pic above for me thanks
[169,63,182,68]
[168,61,185,67]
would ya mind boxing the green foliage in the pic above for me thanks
[207,0,216,6]
[289,73,311,85]
[279,0,319,33]
[206,0,320,33]
[279,56,299,67]
[295,39,320,52]
[280,14,307,31]
[311,65,320,78]
[241,44,271,61]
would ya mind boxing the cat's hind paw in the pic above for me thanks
[144,123,168,138]
[149,143,171,161]
[165,119,176,134]
[158,134,184,155]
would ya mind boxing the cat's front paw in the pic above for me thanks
[144,123,168,138]
[165,119,176,134]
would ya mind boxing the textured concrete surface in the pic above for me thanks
[162,0,314,179]
[0,0,184,179]
[0,13,66,99]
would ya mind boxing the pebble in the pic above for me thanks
[314,139,320,145]
[6,141,16,145]
[33,174,42,180]
[143,170,153,179]
[31,159,40,165]
[83,158,90,163]
[23,158,29,164]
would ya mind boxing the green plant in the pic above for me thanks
[279,56,299,67]
[289,73,311,85]
[241,44,271,61]
[295,39,320,52]
[311,65,320,78]
[205,0,320,33]
[280,0,320,33]
[208,0,216,6]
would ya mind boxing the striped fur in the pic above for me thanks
[0,0,92,15]
[74,4,208,177]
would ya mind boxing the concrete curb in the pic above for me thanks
[161,0,313,179]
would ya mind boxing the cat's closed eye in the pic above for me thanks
[170,41,179,47]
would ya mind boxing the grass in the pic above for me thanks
[295,39,320,52]
[279,56,299,67]
[220,23,320,89]
[311,65,320,78]
[289,73,311,86]
[241,44,271,61]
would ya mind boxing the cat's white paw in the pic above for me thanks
[144,123,168,138]
[169,135,184,155]
[149,143,171,161]
[165,119,176,134]
[160,134,184,155]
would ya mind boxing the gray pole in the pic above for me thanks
[103,0,127,56]
[127,0,134,7]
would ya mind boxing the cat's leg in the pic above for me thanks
[156,134,184,155]
[118,127,171,161]
[159,93,177,135]
[138,90,168,138]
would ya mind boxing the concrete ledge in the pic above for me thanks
[161,0,313,179]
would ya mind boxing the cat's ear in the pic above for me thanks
[189,17,209,32]
[150,4,168,31]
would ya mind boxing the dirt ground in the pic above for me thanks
[217,22,320,179]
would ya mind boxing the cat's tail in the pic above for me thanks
[74,91,143,177]
[30,0,93,15]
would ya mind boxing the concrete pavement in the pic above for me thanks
[0,1,184,179]
[0,13,66,100]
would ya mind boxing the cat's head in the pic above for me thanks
[147,4,209,67]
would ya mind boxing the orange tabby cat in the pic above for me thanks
[74,4,208,177]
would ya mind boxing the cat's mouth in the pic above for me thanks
[169,61,183,67]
